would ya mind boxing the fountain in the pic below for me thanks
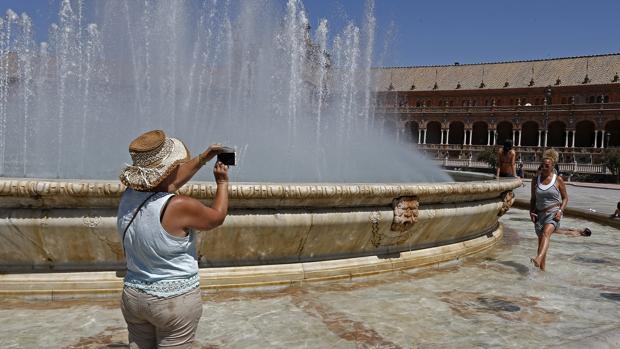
[0,0,520,299]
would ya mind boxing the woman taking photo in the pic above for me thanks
[529,149,568,271]
[117,129,229,348]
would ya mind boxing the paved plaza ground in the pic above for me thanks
[1,183,618,349]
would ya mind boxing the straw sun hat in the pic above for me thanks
[120,130,191,191]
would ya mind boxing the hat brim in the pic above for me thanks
[120,138,190,191]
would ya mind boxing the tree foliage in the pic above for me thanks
[602,148,620,183]
[477,148,497,169]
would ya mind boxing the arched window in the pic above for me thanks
[448,121,465,145]
[426,121,442,144]
[575,120,595,147]
[472,121,489,145]
[547,121,567,147]
[521,121,539,146]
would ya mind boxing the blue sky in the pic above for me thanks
[2,0,619,67]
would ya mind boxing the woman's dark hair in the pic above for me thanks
[503,139,513,151]
[617,201,620,210]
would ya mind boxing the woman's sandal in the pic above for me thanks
[581,228,592,237]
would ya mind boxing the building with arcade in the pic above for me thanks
[373,53,620,171]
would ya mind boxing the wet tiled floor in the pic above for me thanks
[1,209,619,348]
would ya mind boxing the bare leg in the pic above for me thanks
[532,224,555,271]
[555,228,591,237]
[555,228,582,237]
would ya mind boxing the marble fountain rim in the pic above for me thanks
[0,177,522,209]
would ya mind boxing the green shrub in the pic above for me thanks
[602,148,620,183]
[477,148,497,169]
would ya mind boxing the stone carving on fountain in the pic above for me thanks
[498,190,515,217]
[0,178,521,208]
[371,196,420,248]
[391,196,419,232]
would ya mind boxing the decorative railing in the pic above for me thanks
[415,144,608,154]
[434,159,609,174]
[375,102,620,114]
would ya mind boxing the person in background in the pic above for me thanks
[496,139,516,178]
[529,149,568,271]
[117,129,229,348]
[611,201,620,218]
[555,227,592,237]
[516,161,524,178]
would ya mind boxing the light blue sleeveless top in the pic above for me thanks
[117,189,199,298]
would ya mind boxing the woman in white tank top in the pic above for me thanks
[528,150,568,271]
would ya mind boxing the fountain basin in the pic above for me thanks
[0,174,520,299]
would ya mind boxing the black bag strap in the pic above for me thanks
[122,192,158,256]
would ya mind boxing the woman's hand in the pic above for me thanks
[199,144,225,164]
[529,212,538,223]
[553,210,562,221]
[214,161,229,184]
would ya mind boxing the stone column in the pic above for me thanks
[446,129,450,145]
[469,130,473,145]
[440,130,444,145]
[418,129,422,144]
[463,130,467,145]
[601,131,605,149]
[564,131,569,148]
[423,129,427,144]
[571,130,576,148]
[487,130,491,146]
[538,130,541,147]
[517,130,521,146]
[512,130,516,144]
[544,130,548,147]
[594,130,598,148]
[494,131,498,145]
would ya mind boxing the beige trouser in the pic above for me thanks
[121,287,203,349]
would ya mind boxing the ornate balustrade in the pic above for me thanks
[435,159,609,174]
[376,102,620,114]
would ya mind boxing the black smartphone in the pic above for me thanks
[217,147,236,166]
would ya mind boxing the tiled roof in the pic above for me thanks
[373,53,620,91]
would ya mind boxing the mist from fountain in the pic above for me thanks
[0,0,449,183]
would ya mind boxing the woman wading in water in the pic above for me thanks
[529,149,568,271]
[117,130,229,348]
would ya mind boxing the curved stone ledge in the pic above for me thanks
[0,177,522,209]
[0,224,502,300]
[0,176,520,291]
[0,199,505,272]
